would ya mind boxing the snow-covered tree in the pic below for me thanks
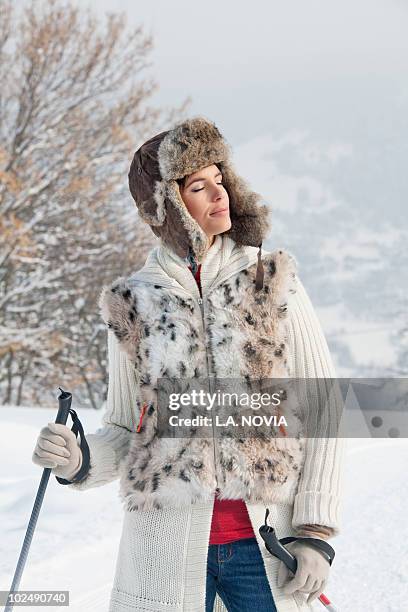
[0,0,190,407]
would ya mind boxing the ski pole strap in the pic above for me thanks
[55,408,91,485]
[279,535,335,566]
[259,508,335,571]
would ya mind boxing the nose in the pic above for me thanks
[211,183,224,200]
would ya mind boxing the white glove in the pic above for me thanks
[277,541,330,604]
[32,422,83,481]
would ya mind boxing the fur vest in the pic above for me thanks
[99,248,306,512]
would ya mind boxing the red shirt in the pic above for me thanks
[188,262,255,544]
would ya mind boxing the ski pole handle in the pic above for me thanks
[260,524,298,573]
[3,388,72,612]
[54,387,73,426]
[259,522,340,611]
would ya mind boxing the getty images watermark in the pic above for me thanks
[145,377,408,439]
[167,387,287,428]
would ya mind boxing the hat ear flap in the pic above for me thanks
[137,181,167,227]
[218,159,271,247]
[159,181,208,260]
[136,177,209,261]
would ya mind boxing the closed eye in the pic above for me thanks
[192,181,224,193]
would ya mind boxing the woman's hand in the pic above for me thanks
[32,422,83,481]
[277,541,330,603]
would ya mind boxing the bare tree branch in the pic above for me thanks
[0,0,191,406]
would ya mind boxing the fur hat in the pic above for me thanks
[128,116,271,289]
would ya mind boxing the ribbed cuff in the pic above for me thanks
[292,490,341,537]
[295,524,335,540]
[62,426,127,491]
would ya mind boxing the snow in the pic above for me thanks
[1,406,407,611]
[0,407,121,611]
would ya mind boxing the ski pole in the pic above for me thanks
[259,509,339,611]
[3,387,72,612]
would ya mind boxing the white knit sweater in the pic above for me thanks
[63,235,346,612]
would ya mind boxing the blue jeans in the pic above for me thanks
[206,537,277,611]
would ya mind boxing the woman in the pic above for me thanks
[33,116,345,612]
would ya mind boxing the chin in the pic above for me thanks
[205,217,231,237]
[214,217,231,229]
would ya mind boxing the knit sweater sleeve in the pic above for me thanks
[62,330,136,491]
[286,276,346,538]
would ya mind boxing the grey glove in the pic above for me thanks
[32,422,83,481]
[277,540,330,604]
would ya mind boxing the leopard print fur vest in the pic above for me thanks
[99,249,306,512]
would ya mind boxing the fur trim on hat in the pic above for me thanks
[157,117,229,180]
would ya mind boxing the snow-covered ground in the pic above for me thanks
[1,405,407,612]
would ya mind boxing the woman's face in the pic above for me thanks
[179,164,231,242]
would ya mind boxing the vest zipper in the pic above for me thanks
[197,296,219,488]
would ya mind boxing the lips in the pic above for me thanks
[210,207,228,216]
